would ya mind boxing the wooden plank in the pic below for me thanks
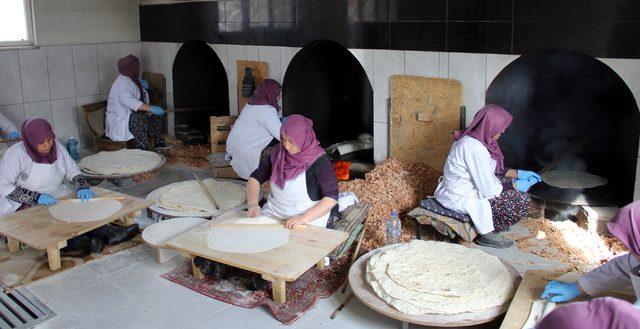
[167,210,348,282]
[0,187,152,250]
[390,75,462,171]
[236,61,269,114]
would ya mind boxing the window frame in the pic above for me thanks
[0,0,36,47]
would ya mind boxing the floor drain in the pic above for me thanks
[0,286,55,329]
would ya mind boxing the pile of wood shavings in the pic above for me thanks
[515,217,625,270]
[338,158,441,249]
[164,144,211,168]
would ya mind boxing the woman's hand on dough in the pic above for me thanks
[248,204,261,218]
[285,215,307,229]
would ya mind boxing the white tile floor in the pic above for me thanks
[26,245,430,329]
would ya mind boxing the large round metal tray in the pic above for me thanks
[80,154,166,179]
[349,245,520,327]
[146,179,247,218]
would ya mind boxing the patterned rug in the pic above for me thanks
[162,256,350,325]
[0,235,143,288]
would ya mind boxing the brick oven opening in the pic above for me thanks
[282,40,374,173]
[173,40,229,144]
[486,50,640,208]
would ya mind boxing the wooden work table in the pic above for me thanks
[0,187,151,271]
[167,210,348,304]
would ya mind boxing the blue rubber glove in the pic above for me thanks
[77,188,97,203]
[37,193,58,206]
[540,281,581,303]
[150,106,165,116]
[514,178,535,193]
[7,131,20,139]
[141,79,150,90]
[518,170,542,183]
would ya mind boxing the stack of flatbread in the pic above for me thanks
[156,179,246,213]
[80,149,163,175]
[366,240,515,315]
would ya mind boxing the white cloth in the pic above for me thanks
[105,74,149,141]
[0,112,18,138]
[262,172,329,228]
[435,136,503,234]
[226,104,281,179]
[0,142,79,215]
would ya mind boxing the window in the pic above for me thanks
[0,0,34,46]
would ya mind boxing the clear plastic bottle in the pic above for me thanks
[385,211,402,245]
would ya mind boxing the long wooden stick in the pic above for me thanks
[192,172,219,210]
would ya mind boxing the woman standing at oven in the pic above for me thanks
[435,104,542,248]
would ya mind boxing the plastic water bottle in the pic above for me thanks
[66,137,79,160]
[385,211,402,245]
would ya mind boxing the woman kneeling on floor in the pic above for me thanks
[0,118,138,254]
[195,115,338,286]
[435,104,541,248]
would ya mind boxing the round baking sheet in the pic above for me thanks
[349,245,520,327]
[80,154,166,179]
[146,179,247,218]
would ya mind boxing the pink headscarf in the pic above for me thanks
[537,297,640,329]
[607,200,640,255]
[21,118,57,164]
[117,55,144,101]
[248,79,282,112]
[270,115,325,189]
[454,104,513,173]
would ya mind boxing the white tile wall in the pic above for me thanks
[0,50,22,106]
[448,52,487,123]
[47,46,77,100]
[19,48,51,103]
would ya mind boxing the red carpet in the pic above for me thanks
[161,256,349,325]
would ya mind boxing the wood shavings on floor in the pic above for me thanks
[338,158,441,249]
[162,144,211,168]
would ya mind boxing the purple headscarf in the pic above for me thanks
[248,79,282,112]
[537,297,640,329]
[454,104,513,173]
[117,55,144,101]
[607,200,640,256]
[270,115,325,189]
[21,118,57,164]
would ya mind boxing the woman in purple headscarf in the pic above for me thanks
[435,105,542,248]
[536,297,640,329]
[0,118,138,253]
[226,79,284,179]
[106,54,166,150]
[541,200,640,305]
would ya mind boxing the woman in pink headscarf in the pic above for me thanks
[106,54,166,150]
[435,104,542,248]
[245,114,338,229]
[536,297,640,329]
[226,79,284,179]
[541,200,640,305]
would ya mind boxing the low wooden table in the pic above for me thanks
[166,210,348,304]
[0,187,151,271]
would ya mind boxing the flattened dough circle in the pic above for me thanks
[49,199,123,222]
[206,227,289,253]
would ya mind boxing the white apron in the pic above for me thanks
[0,162,71,215]
[262,172,329,228]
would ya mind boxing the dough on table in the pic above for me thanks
[206,227,289,253]
[157,179,246,213]
[366,240,515,315]
[49,199,123,222]
[79,149,163,175]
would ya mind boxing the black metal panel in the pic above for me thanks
[486,51,640,206]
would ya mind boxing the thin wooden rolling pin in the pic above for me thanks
[192,172,219,210]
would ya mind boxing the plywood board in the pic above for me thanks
[166,210,348,281]
[0,187,151,250]
[236,61,269,114]
[390,75,462,171]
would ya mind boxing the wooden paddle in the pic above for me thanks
[192,172,219,210]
